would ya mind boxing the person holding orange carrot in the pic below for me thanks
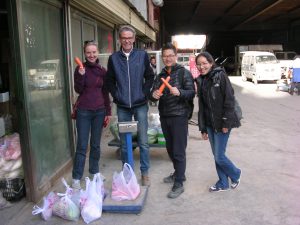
[71,40,111,189]
[150,43,195,198]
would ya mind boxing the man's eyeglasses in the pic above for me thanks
[162,54,176,59]
[120,36,134,42]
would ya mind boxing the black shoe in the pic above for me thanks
[167,182,184,198]
[209,185,229,192]
[163,173,186,183]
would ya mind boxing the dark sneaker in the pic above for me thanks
[141,175,151,186]
[167,183,184,198]
[231,170,242,189]
[163,173,186,183]
[209,185,229,192]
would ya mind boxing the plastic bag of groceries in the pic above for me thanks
[32,192,59,221]
[94,173,106,200]
[148,113,161,128]
[52,178,80,221]
[111,163,140,201]
[147,128,158,144]
[80,176,103,224]
[59,178,81,208]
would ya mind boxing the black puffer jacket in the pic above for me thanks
[196,67,240,133]
[150,64,195,118]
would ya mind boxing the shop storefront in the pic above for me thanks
[0,0,156,203]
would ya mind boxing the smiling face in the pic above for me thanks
[196,55,213,75]
[84,44,99,63]
[119,30,135,53]
[162,49,177,67]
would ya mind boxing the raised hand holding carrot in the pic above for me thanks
[74,57,85,75]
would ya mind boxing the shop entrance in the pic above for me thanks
[0,0,74,203]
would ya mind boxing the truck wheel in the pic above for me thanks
[241,74,247,82]
[253,76,258,85]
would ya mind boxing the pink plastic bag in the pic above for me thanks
[111,163,140,201]
[2,133,21,160]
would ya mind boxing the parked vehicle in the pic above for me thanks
[241,51,281,85]
[33,59,61,89]
[235,44,283,75]
[215,56,236,74]
[177,53,191,71]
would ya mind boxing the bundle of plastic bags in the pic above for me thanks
[32,175,105,224]
[0,133,23,179]
[111,163,140,201]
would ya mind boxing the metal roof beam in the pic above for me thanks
[214,0,242,24]
[189,0,202,24]
[230,0,284,30]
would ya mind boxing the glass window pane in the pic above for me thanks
[71,18,82,72]
[21,0,71,184]
[98,25,114,69]
[82,21,96,43]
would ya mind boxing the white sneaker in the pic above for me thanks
[71,179,81,190]
[231,170,242,189]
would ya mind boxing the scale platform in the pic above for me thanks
[102,186,149,214]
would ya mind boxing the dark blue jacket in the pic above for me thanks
[105,48,154,108]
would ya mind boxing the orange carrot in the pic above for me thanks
[158,76,170,94]
[74,57,84,69]
[161,77,173,90]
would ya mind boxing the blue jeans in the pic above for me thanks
[72,108,105,180]
[117,104,150,175]
[207,127,241,189]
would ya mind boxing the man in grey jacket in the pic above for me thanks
[105,25,154,186]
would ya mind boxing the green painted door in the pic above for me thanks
[15,0,72,200]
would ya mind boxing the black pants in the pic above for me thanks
[160,116,188,184]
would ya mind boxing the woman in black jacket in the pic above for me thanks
[195,52,241,192]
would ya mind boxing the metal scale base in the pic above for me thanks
[103,121,148,214]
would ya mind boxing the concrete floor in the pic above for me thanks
[1,77,300,225]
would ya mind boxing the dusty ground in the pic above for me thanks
[1,76,300,225]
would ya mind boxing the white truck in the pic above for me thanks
[273,51,297,78]
[235,44,283,75]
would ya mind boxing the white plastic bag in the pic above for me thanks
[52,195,80,221]
[80,176,103,224]
[59,178,81,208]
[95,173,106,200]
[111,163,140,201]
[52,178,80,221]
[32,192,59,221]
